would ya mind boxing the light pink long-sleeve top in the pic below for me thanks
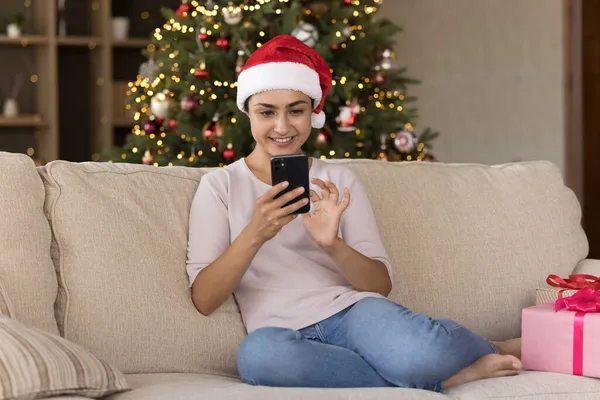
[186,158,393,333]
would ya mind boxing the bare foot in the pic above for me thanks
[443,354,521,389]
[491,338,522,359]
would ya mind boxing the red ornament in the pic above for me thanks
[168,119,178,130]
[316,128,333,146]
[423,153,437,162]
[223,146,235,161]
[142,150,153,165]
[335,99,361,132]
[216,37,230,49]
[374,72,386,85]
[331,43,339,51]
[393,129,417,153]
[194,69,210,78]
[176,3,191,17]
[344,0,353,4]
[180,95,196,112]
[197,32,208,40]
[143,123,156,134]
[203,123,216,138]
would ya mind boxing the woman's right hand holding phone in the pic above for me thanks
[246,181,309,245]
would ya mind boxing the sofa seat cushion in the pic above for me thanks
[113,372,600,400]
[106,373,446,400]
[342,159,588,340]
[445,371,600,399]
[38,161,246,377]
[0,152,59,335]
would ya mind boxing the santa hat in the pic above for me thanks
[236,35,332,129]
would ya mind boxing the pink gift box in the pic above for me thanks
[522,302,600,378]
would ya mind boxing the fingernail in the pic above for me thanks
[297,187,305,193]
[282,181,289,187]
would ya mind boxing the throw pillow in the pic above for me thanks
[0,315,130,399]
[0,281,13,317]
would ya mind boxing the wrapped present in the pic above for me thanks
[535,274,600,305]
[523,288,600,378]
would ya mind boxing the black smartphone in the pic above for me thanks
[270,154,311,214]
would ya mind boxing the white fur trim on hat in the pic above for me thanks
[236,61,322,112]
[311,111,326,129]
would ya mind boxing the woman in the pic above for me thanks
[186,34,521,392]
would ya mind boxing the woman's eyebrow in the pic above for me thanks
[253,100,309,109]
[254,102,277,109]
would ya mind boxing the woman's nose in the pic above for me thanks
[273,114,290,133]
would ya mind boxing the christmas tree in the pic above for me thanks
[103,0,438,167]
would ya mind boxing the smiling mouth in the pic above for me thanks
[269,136,295,144]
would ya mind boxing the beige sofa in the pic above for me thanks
[2,150,600,399]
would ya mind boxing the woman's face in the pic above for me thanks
[247,90,313,158]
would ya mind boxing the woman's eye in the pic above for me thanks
[290,109,305,116]
[259,111,274,117]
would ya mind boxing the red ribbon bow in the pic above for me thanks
[555,287,600,313]
[547,274,600,291]
[547,274,600,299]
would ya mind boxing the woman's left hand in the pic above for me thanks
[302,178,350,248]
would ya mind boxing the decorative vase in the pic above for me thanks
[57,0,67,36]
[6,23,22,38]
[112,17,130,41]
[3,99,19,118]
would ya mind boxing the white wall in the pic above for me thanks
[379,0,565,171]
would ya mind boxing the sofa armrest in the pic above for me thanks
[572,258,600,275]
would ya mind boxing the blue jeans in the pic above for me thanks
[237,297,497,392]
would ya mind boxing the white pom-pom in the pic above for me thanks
[311,111,326,128]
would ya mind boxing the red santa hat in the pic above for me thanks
[236,35,332,129]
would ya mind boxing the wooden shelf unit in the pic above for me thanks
[0,34,49,45]
[56,36,103,47]
[0,0,158,163]
[112,38,151,48]
[0,115,46,127]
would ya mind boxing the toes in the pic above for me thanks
[494,369,521,378]
[496,355,521,370]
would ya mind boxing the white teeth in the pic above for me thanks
[272,137,292,143]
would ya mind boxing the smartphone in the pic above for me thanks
[270,154,311,214]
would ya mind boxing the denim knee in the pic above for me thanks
[436,318,462,332]
[237,327,299,386]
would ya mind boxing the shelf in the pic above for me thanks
[0,115,46,127]
[57,36,103,47]
[112,38,152,48]
[0,34,49,46]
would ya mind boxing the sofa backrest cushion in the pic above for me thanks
[343,159,588,340]
[0,152,59,334]
[38,161,245,377]
[37,157,588,376]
